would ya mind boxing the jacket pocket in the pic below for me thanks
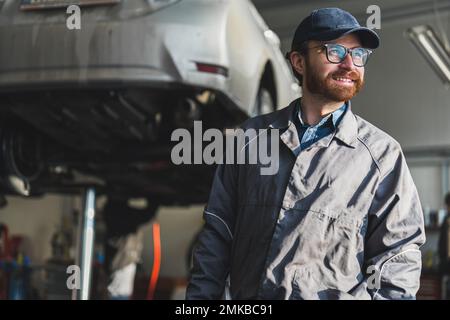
[310,208,363,231]
[292,208,363,288]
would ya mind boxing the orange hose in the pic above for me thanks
[147,223,161,300]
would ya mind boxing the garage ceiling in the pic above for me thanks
[252,0,450,41]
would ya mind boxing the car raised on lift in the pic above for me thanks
[0,0,299,205]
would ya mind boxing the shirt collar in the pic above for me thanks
[269,98,358,149]
[297,99,347,129]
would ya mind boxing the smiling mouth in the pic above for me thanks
[331,76,357,85]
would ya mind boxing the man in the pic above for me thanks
[186,8,425,300]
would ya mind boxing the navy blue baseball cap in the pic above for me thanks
[291,8,380,50]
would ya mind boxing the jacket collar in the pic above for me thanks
[268,98,298,130]
[334,100,358,148]
[269,98,358,149]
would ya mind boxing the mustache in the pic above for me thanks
[330,71,360,81]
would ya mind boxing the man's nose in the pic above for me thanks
[339,53,354,70]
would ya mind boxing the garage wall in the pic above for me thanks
[410,164,446,209]
[0,194,204,280]
[0,195,71,265]
[140,205,204,279]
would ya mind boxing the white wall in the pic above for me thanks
[410,165,443,209]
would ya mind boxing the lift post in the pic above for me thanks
[75,187,96,300]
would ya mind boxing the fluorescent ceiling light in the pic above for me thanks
[406,25,450,86]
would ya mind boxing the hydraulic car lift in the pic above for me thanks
[74,187,96,300]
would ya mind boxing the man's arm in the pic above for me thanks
[186,162,237,299]
[351,148,426,300]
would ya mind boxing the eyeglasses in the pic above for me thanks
[311,43,372,67]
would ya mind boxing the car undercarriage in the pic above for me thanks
[0,83,248,204]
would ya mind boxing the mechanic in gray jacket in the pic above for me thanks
[186,8,425,300]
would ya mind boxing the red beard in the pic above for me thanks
[305,65,364,102]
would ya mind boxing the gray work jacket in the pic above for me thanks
[186,98,426,300]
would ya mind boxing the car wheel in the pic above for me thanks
[252,86,274,116]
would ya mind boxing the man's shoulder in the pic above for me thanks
[240,105,292,130]
[355,114,399,146]
[354,114,404,175]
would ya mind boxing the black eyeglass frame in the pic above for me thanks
[310,43,373,67]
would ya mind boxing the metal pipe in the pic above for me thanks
[78,187,96,300]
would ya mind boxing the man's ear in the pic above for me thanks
[289,51,305,77]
